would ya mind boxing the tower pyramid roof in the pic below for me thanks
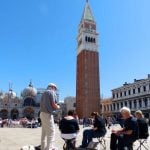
[81,0,95,22]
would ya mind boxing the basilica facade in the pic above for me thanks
[0,82,43,120]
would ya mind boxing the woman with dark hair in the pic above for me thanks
[80,112,106,148]
[59,110,79,142]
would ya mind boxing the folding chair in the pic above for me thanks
[96,136,106,150]
[136,138,149,150]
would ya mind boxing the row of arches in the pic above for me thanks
[0,107,36,120]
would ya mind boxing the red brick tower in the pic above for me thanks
[76,0,100,118]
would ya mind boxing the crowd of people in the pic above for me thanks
[1,82,150,150]
[0,117,41,128]
[39,82,150,150]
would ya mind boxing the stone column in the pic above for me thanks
[147,98,150,108]
[132,100,134,110]
[127,101,129,108]
[141,98,144,108]
[119,102,121,109]
[136,99,139,109]
[115,103,117,111]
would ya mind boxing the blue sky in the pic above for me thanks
[0,0,150,100]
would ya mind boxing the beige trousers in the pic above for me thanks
[40,112,55,150]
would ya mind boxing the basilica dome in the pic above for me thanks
[22,82,37,98]
[5,89,16,99]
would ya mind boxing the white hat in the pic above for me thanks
[48,83,57,89]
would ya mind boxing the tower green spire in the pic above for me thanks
[81,0,95,22]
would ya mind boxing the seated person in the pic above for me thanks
[59,110,79,143]
[80,112,106,148]
[135,110,149,139]
[110,107,138,150]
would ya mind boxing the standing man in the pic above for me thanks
[40,83,60,150]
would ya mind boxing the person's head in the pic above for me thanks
[91,112,99,119]
[135,110,143,119]
[47,83,57,91]
[120,107,131,120]
[68,110,75,117]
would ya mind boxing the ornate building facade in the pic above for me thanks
[0,82,41,120]
[101,74,150,118]
[76,0,100,118]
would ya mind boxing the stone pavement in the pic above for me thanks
[0,125,150,150]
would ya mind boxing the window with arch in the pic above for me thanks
[85,36,88,42]
[121,102,123,107]
[144,98,147,107]
[139,99,142,107]
[134,100,137,108]
[111,105,112,111]
[117,103,119,109]
[124,91,126,96]
[128,90,131,95]
[138,87,141,93]
[143,86,146,92]
[93,38,96,43]
[90,37,93,42]
[113,94,115,99]
[113,103,116,110]
[117,93,118,98]
[120,92,122,97]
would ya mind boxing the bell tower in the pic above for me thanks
[76,0,100,118]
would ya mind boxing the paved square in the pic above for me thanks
[0,125,149,150]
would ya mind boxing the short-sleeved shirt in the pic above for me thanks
[93,116,106,134]
[59,118,79,134]
[40,90,57,114]
[124,116,138,140]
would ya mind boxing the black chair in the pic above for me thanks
[123,143,133,150]
[63,138,76,150]
[97,136,106,149]
[136,117,149,150]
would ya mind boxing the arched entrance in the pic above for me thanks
[23,107,34,120]
[0,109,8,119]
[23,97,36,107]
[11,109,19,120]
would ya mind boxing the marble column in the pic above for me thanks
[136,99,139,109]
[127,101,129,108]
[141,98,144,108]
[148,98,150,108]
[119,102,121,109]
[132,100,134,110]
